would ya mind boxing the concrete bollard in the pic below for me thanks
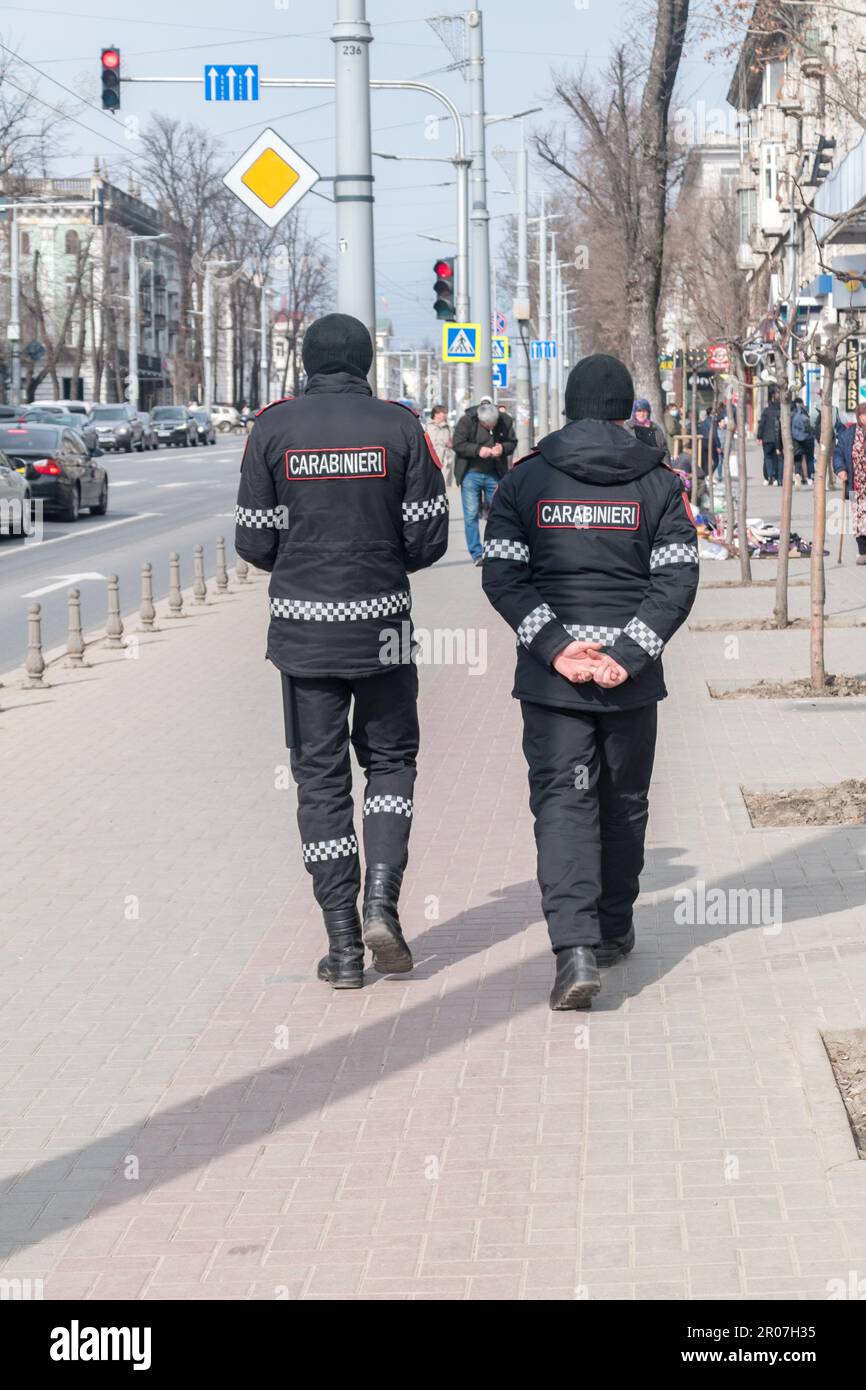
[236,555,249,583]
[168,552,184,617]
[139,561,157,631]
[24,602,47,687]
[64,588,87,667]
[193,544,207,605]
[105,574,124,648]
[216,536,229,593]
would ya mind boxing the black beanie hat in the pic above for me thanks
[302,312,374,380]
[564,353,635,422]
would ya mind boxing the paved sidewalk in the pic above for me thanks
[1,473,866,1301]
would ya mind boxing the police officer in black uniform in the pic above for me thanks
[235,314,448,989]
[482,354,699,1011]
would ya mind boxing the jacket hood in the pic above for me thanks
[304,370,372,397]
[536,418,666,485]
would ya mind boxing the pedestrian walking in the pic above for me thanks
[624,397,671,463]
[756,388,782,485]
[426,404,455,487]
[698,406,723,480]
[481,353,699,1010]
[662,403,682,457]
[832,400,866,564]
[791,397,815,486]
[234,313,448,988]
[453,396,517,565]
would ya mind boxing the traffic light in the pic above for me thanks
[806,135,836,186]
[101,47,121,111]
[433,257,456,320]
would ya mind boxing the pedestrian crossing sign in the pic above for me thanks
[442,322,480,362]
[492,334,509,362]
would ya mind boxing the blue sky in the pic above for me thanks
[3,0,734,344]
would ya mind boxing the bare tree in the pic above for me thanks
[536,0,690,416]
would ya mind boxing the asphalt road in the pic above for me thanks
[0,435,246,661]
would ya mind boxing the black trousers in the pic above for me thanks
[521,700,658,952]
[283,665,419,912]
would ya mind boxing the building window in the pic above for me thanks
[65,229,80,256]
[761,142,783,201]
[20,231,30,255]
[739,187,758,242]
[763,59,785,105]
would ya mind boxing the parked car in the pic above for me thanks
[89,403,144,453]
[151,405,198,447]
[23,406,99,454]
[0,446,31,537]
[0,423,107,522]
[137,411,159,450]
[191,409,217,446]
[212,403,240,433]
[0,404,22,421]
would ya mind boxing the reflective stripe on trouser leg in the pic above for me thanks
[520,701,603,951]
[289,676,360,912]
[596,704,657,938]
[351,663,419,872]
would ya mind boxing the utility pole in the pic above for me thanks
[128,239,140,409]
[466,9,492,401]
[514,121,531,457]
[332,0,376,386]
[259,278,269,408]
[202,262,213,413]
[537,194,548,440]
[549,231,560,429]
[9,204,20,407]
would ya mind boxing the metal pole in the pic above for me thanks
[515,124,531,456]
[202,262,213,414]
[549,232,560,429]
[466,9,492,401]
[259,278,269,407]
[454,155,471,409]
[537,194,548,439]
[332,0,376,388]
[10,204,20,407]
[128,238,139,408]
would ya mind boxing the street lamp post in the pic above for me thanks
[466,9,492,401]
[332,0,377,384]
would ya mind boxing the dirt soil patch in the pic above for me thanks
[822,1030,866,1159]
[712,675,866,700]
[692,617,865,632]
[743,778,866,828]
[701,579,809,589]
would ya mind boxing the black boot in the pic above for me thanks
[362,863,413,974]
[595,924,635,968]
[317,908,364,989]
[549,947,601,1010]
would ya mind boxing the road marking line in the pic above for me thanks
[0,512,160,559]
[23,572,107,598]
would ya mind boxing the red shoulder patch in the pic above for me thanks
[424,431,443,470]
[255,396,294,417]
[387,399,420,417]
[512,448,540,468]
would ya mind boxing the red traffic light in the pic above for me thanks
[433,259,453,280]
[101,48,120,69]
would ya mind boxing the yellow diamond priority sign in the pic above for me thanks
[223,128,319,228]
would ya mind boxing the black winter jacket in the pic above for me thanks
[481,419,699,711]
[235,371,448,678]
[452,406,517,486]
[756,402,782,447]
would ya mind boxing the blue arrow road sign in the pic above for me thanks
[530,339,557,360]
[492,361,508,389]
[204,64,259,102]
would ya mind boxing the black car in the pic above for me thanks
[0,424,108,522]
[151,406,198,447]
[89,403,145,453]
[191,409,217,446]
[23,406,99,454]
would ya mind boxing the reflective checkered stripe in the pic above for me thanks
[402,495,449,523]
[564,623,622,644]
[270,591,411,622]
[363,794,413,818]
[483,538,530,564]
[236,505,277,529]
[650,542,699,570]
[624,617,664,658]
[302,834,358,864]
[518,602,556,648]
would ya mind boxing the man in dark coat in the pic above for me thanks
[756,388,782,485]
[481,354,699,1011]
[235,313,448,989]
[453,397,517,564]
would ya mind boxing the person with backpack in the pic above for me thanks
[791,397,815,486]
[756,388,782,485]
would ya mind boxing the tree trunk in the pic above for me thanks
[690,370,700,511]
[628,284,664,422]
[733,350,752,584]
[773,387,795,628]
[721,379,735,547]
[810,345,842,691]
